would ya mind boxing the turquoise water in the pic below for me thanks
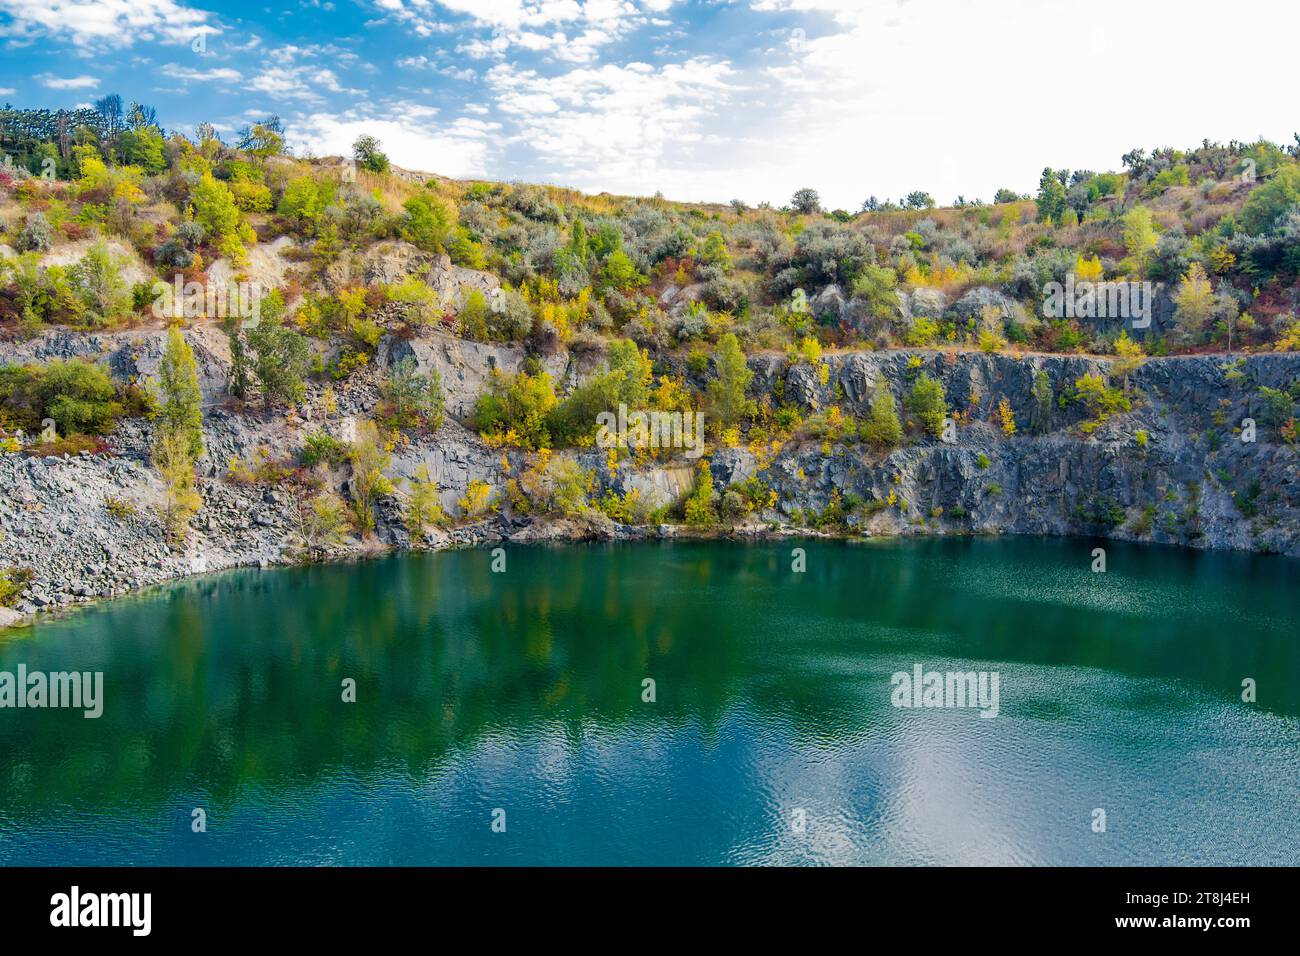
[0,537,1297,865]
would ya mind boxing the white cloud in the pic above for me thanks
[0,0,217,48]
[729,0,1300,208]
[161,63,241,83]
[485,57,737,195]
[247,66,355,101]
[288,109,497,178]
[37,74,100,90]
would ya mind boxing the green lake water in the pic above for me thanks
[0,537,1296,865]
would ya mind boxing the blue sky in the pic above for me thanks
[2,0,1298,208]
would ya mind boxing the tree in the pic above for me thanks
[1031,370,1054,433]
[1122,206,1158,273]
[154,425,202,542]
[70,241,132,326]
[605,338,653,407]
[906,372,947,438]
[223,316,251,399]
[247,317,310,407]
[150,327,205,541]
[237,116,285,157]
[1035,167,1068,223]
[790,188,821,214]
[382,356,444,431]
[904,191,935,210]
[404,464,445,535]
[352,134,390,174]
[860,378,902,447]
[1173,262,1215,341]
[157,326,204,461]
[707,332,753,427]
[119,124,166,174]
[190,172,250,261]
[348,419,394,532]
[458,288,489,341]
[1111,331,1144,393]
[293,491,348,558]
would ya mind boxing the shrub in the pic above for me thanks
[683,460,718,528]
[458,478,494,519]
[404,464,446,534]
[1073,372,1131,432]
[0,566,34,607]
[0,358,127,436]
[300,431,348,467]
[17,213,53,252]
[472,369,557,449]
[401,193,452,253]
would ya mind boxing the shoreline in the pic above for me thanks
[5,514,1295,633]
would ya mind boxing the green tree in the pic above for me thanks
[404,464,446,535]
[156,325,204,461]
[605,338,653,407]
[906,372,947,438]
[707,332,753,427]
[247,317,310,407]
[119,125,166,174]
[190,173,243,244]
[349,419,394,532]
[790,188,821,214]
[683,460,718,527]
[70,241,132,326]
[154,425,202,542]
[382,356,444,431]
[1173,262,1215,341]
[458,288,489,341]
[1031,369,1054,433]
[1122,205,1158,272]
[352,134,391,174]
[860,378,902,447]
[1035,168,1068,223]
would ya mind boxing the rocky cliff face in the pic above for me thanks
[748,349,1299,554]
[2,323,1298,627]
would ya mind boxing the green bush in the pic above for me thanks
[0,358,130,436]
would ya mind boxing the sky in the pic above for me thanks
[1,0,1298,209]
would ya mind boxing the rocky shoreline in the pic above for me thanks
[3,325,1300,630]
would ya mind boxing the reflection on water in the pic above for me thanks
[0,537,1297,865]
